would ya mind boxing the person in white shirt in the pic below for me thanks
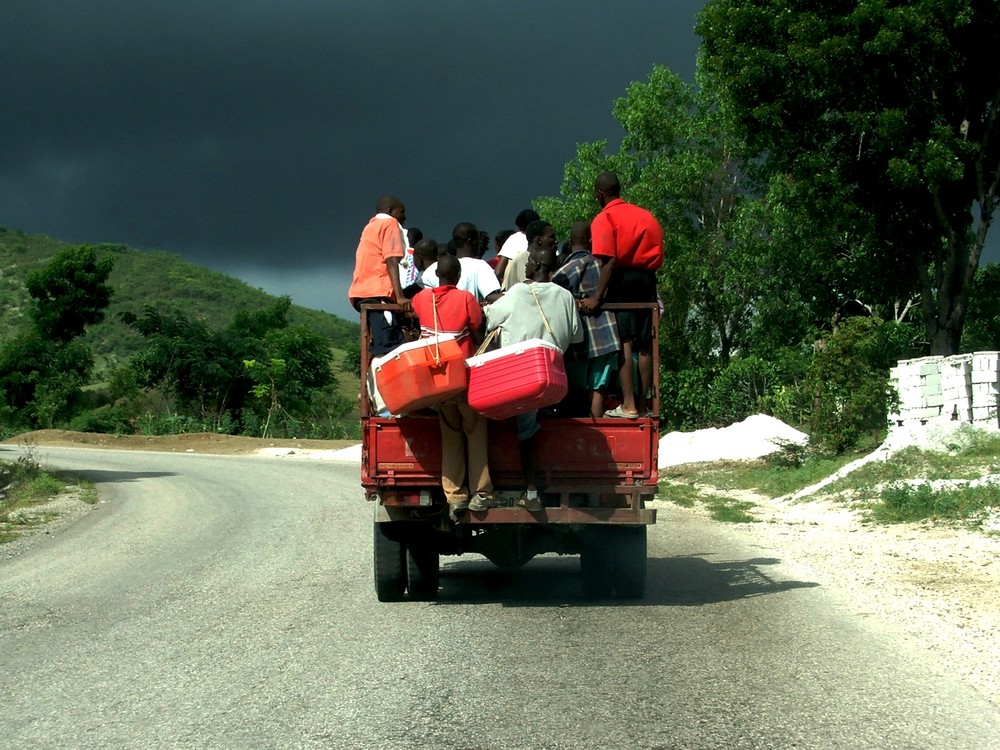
[484,244,583,510]
[418,223,502,304]
[399,226,423,289]
[493,208,539,282]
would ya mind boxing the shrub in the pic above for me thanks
[803,318,911,453]
[871,480,994,524]
[69,405,135,435]
[703,355,781,427]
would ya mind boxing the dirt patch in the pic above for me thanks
[3,430,359,456]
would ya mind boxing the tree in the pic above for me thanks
[961,262,1000,351]
[26,244,114,342]
[124,297,335,434]
[124,307,250,422]
[0,246,113,429]
[536,65,802,369]
[698,0,1000,354]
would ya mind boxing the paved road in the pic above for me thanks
[1,446,998,749]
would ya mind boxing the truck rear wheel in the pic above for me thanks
[374,519,407,602]
[406,541,440,601]
[612,526,647,599]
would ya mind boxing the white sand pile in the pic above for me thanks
[265,414,810,467]
[658,414,807,468]
[258,443,362,461]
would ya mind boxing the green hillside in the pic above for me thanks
[0,226,359,377]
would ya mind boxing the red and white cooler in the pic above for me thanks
[466,338,568,420]
[372,334,468,416]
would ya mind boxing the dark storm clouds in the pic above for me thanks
[5,2,999,321]
[1,1,706,318]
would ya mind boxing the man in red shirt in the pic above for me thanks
[412,254,494,518]
[348,194,410,356]
[580,171,664,418]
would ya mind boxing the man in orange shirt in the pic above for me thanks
[348,195,410,355]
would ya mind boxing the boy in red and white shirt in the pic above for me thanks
[412,254,494,518]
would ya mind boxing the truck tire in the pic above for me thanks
[580,529,614,600]
[406,541,440,601]
[374,520,407,602]
[612,526,647,599]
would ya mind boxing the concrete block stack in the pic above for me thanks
[939,354,973,423]
[971,352,1000,428]
[890,351,1000,430]
[888,356,942,427]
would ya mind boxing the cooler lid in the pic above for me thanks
[466,337,562,367]
[372,333,458,368]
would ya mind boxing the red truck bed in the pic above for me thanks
[363,413,658,523]
[359,302,660,601]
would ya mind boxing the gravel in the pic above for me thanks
[655,415,1000,708]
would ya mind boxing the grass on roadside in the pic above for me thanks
[658,480,759,523]
[662,443,863,500]
[869,481,999,526]
[660,426,1000,530]
[821,428,1000,527]
[0,447,94,543]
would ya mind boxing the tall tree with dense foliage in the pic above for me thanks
[0,245,114,429]
[698,0,1000,354]
[26,244,115,341]
[536,65,787,371]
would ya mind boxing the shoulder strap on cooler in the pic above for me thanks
[528,284,554,337]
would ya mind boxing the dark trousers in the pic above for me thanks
[355,298,404,357]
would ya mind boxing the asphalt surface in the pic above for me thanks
[1,445,998,750]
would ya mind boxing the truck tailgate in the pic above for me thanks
[363,414,658,489]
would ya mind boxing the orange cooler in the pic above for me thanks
[373,335,468,416]
[466,338,567,420]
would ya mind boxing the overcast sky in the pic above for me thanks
[3,2,996,322]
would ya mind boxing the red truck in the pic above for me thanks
[360,302,659,601]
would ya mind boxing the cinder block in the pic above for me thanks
[973,352,1000,372]
[941,367,971,379]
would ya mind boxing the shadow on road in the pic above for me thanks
[432,553,818,607]
[51,469,176,484]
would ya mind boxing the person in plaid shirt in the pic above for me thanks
[552,221,621,418]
